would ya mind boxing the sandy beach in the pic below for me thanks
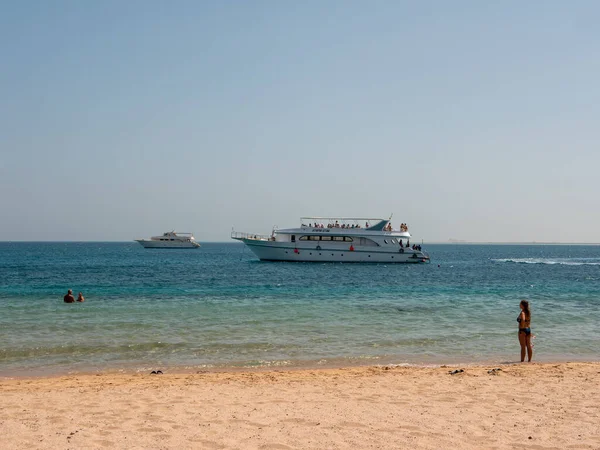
[1,362,599,449]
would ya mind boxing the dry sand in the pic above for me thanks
[1,362,599,449]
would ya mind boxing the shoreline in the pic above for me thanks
[2,360,587,382]
[2,362,599,449]
[3,354,600,380]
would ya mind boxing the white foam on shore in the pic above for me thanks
[492,258,600,266]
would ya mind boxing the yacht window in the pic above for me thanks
[291,235,296,243]
[299,236,309,241]
[333,236,344,241]
[309,236,321,241]
[384,239,388,244]
[357,237,379,247]
[343,237,353,242]
[391,239,397,244]
[321,236,332,241]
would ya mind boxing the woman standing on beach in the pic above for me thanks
[518,300,532,362]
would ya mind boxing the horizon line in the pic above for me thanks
[1,240,599,246]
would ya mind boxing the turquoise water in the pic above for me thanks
[1,242,599,375]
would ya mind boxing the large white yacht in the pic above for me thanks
[135,231,201,249]
[232,217,429,263]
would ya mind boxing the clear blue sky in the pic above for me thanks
[1,1,599,242]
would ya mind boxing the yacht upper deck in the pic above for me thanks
[290,217,410,235]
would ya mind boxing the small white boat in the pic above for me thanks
[135,231,201,249]
[232,217,429,263]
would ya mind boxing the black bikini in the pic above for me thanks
[517,316,531,336]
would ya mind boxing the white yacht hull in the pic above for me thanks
[239,239,428,263]
[135,240,200,249]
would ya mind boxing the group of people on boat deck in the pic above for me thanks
[399,240,421,251]
[384,222,408,232]
[306,222,364,229]
[303,221,410,232]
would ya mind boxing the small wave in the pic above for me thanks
[492,258,600,266]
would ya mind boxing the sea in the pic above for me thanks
[1,242,599,376]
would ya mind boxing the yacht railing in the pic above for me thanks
[231,231,274,241]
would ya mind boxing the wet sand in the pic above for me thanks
[1,362,599,449]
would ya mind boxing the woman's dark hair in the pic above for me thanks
[520,300,531,320]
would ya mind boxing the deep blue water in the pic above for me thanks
[1,242,599,375]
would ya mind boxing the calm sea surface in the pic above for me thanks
[1,242,599,376]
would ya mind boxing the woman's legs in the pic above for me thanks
[525,334,533,362]
[518,331,526,362]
